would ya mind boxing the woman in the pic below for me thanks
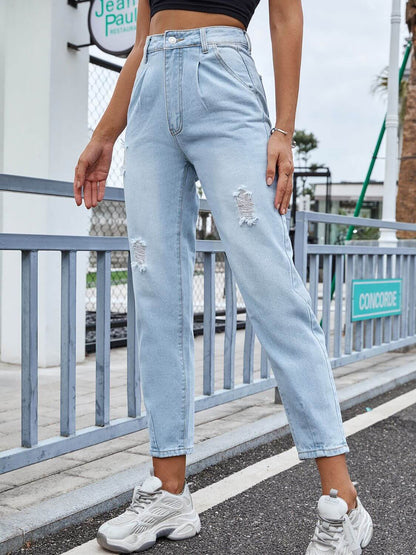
[73,1,373,553]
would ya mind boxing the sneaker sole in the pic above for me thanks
[96,511,201,553]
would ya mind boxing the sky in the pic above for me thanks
[248,0,410,183]
[91,0,410,185]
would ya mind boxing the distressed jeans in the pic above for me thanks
[123,25,349,460]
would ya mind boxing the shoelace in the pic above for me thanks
[310,515,345,548]
[127,488,163,514]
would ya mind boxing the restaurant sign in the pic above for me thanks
[89,0,138,56]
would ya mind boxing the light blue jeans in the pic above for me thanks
[123,25,349,460]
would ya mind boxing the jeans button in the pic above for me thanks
[168,36,177,44]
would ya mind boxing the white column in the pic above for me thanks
[0,0,91,366]
[379,0,401,245]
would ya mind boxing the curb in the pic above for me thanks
[1,362,415,554]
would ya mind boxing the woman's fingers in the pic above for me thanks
[280,174,293,214]
[266,135,294,214]
[273,157,294,214]
[91,181,98,207]
[266,142,277,187]
[74,174,107,209]
[83,181,92,209]
[73,178,82,206]
[74,158,88,206]
[275,167,289,213]
[73,140,112,208]
[97,180,106,202]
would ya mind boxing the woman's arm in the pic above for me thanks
[92,1,151,143]
[74,0,150,208]
[266,0,303,215]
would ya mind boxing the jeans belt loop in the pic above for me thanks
[200,27,208,53]
[244,30,252,54]
[143,35,150,63]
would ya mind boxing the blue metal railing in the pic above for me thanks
[0,174,279,473]
[294,211,416,368]
[1,173,416,473]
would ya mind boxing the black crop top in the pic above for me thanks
[149,0,261,30]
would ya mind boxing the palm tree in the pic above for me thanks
[371,65,409,130]
[396,1,416,238]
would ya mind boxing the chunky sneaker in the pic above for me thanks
[305,488,373,554]
[96,467,201,553]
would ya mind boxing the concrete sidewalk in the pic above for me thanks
[1,332,416,552]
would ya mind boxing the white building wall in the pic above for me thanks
[0,0,92,366]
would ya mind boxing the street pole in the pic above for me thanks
[379,0,401,245]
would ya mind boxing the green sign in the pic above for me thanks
[351,278,402,321]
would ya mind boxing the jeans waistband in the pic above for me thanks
[143,25,252,58]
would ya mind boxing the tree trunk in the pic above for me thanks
[396,1,416,238]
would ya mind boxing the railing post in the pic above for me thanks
[243,314,255,384]
[294,210,308,282]
[21,250,39,447]
[127,253,140,418]
[203,252,216,396]
[223,257,236,389]
[60,250,77,437]
[96,250,111,427]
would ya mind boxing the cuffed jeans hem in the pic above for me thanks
[297,443,350,460]
[149,446,194,458]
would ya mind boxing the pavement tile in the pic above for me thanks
[58,433,148,463]
[0,504,20,518]
[62,451,148,480]
[193,411,269,442]
[0,480,15,493]
[0,433,23,451]
[0,455,83,488]
[125,443,152,456]
[0,410,21,425]
[0,474,90,511]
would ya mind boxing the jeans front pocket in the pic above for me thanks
[127,62,150,122]
[213,43,256,93]
[258,74,270,117]
[217,44,272,134]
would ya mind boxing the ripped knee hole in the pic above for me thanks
[233,186,258,226]
[130,237,147,272]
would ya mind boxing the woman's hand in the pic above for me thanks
[73,138,114,209]
[266,132,294,215]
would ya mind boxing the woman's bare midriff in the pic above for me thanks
[148,9,246,35]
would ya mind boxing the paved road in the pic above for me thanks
[10,379,416,555]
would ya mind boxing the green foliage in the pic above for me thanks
[309,162,326,172]
[370,61,409,125]
[354,226,380,240]
[293,129,318,156]
[292,130,325,202]
[303,186,315,200]
[86,270,128,288]
[334,208,380,244]
[292,130,326,174]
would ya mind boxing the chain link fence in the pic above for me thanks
[87,56,246,350]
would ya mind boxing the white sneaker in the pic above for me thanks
[305,488,373,554]
[96,467,201,553]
